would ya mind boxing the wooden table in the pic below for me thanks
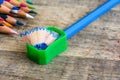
[0,0,120,80]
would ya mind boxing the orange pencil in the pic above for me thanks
[0,14,24,26]
[0,17,13,28]
[0,24,18,35]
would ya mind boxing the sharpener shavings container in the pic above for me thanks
[26,26,68,65]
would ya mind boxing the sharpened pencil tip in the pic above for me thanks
[2,21,13,28]
[27,2,33,5]
[29,10,37,14]
[28,5,35,9]
[34,43,48,50]
[12,6,19,10]
[26,0,33,4]
[26,14,34,19]
[11,30,19,35]
[11,10,18,14]
[16,20,24,26]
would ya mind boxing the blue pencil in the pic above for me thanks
[20,0,120,65]
[21,0,120,50]
[64,0,120,39]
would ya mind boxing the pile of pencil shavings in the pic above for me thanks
[20,27,60,50]
[20,26,68,65]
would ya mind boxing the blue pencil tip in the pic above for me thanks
[12,6,19,10]
[16,20,24,26]
[34,43,48,50]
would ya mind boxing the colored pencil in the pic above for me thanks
[19,6,37,14]
[0,24,18,34]
[21,0,120,50]
[5,0,33,9]
[0,14,24,26]
[0,17,13,27]
[10,9,34,18]
[0,3,34,19]
[3,1,19,13]
[16,0,35,9]
[64,0,120,39]
[25,0,33,5]
[5,0,27,7]
[19,0,120,65]
[0,5,17,14]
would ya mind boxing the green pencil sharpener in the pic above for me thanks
[26,26,68,65]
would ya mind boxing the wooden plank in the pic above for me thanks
[0,50,120,80]
[0,0,120,79]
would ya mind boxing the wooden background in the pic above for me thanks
[0,0,120,80]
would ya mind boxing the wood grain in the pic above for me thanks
[0,0,120,80]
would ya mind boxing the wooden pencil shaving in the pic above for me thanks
[20,27,60,50]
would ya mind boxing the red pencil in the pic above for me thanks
[5,0,27,7]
